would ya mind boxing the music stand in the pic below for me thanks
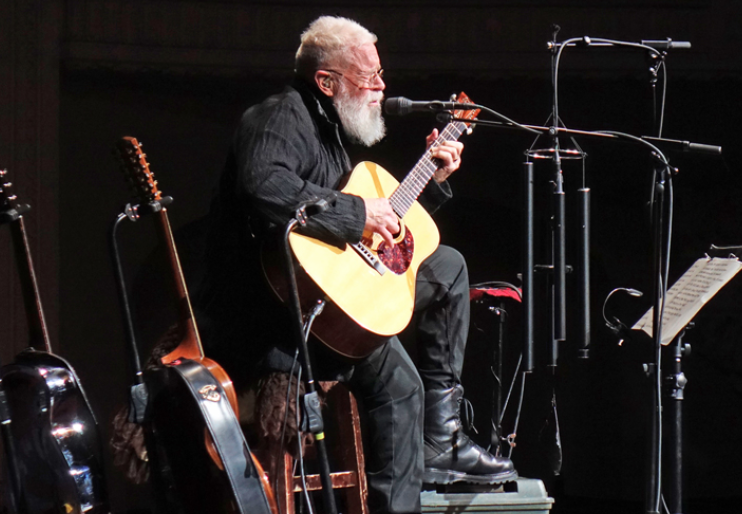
[631,252,742,513]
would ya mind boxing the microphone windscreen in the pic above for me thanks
[687,142,722,155]
[384,97,410,115]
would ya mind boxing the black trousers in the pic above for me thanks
[344,244,470,514]
[202,243,469,514]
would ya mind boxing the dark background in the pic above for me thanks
[2,1,742,513]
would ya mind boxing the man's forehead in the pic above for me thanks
[346,43,380,71]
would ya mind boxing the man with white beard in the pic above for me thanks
[200,15,516,514]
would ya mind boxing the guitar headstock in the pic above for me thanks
[0,169,18,209]
[452,92,480,130]
[114,136,163,203]
[0,170,33,224]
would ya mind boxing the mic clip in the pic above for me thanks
[436,112,453,124]
[294,193,338,225]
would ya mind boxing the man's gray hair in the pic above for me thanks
[295,16,377,79]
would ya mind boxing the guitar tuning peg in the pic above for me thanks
[466,127,473,135]
[449,93,457,101]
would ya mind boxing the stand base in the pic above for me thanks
[422,477,554,513]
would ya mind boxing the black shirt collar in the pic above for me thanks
[292,76,342,127]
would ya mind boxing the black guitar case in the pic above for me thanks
[144,358,274,514]
[1,170,109,514]
[1,349,109,514]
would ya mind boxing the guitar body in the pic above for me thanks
[267,161,440,359]
[263,94,478,359]
[1,349,108,514]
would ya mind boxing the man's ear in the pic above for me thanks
[314,71,335,97]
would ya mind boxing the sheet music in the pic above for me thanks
[632,256,742,345]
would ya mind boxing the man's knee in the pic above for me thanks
[436,244,466,268]
[421,245,469,287]
[352,337,423,408]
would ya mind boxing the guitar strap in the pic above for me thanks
[173,359,273,514]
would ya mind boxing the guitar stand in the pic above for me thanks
[109,198,174,423]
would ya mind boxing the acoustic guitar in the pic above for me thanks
[114,137,277,514]
[0,170,109,513]
[263,93,480,359]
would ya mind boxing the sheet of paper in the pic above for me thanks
[632,256,742,345]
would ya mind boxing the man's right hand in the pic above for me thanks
[363,197,399,247]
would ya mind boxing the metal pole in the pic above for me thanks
[577,188,591,359]
[523,161,535,372]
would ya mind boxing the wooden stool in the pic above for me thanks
[276,381,368,514]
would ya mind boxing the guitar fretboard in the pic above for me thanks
[389,120,467,218]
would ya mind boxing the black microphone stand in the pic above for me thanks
[645,157,673,514]
[281,198,339,514]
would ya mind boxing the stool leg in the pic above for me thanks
[281,452,295,514]
[273,381,369,514]
[329,385,368,514]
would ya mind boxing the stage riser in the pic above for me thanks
[422,478,554,514]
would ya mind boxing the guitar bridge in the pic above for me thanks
[351,242,387,276]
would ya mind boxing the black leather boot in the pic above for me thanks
[423,385,517,485]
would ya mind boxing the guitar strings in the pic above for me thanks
[391,122,466,215]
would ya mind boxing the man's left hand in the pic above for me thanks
[426,129,464,183]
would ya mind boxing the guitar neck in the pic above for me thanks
[8,215,52,353]
[390,120,467,218]
[155,208,205,363]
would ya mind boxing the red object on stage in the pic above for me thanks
[469,287,522,303]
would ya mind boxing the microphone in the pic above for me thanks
[641,136,722,156]
[384,97,477,116]
[641,38,691,50]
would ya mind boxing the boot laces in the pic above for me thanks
[458,396,478,434]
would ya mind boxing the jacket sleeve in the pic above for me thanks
[419,178,453,215]
[233,102,366,246]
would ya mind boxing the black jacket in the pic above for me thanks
[197,78,451,385]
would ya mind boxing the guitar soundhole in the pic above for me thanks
[377,227,414,274]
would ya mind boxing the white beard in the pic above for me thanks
[334,82,386,147]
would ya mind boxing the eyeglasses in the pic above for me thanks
[325,68,384,89]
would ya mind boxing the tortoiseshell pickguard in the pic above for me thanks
[377,227,415,274]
